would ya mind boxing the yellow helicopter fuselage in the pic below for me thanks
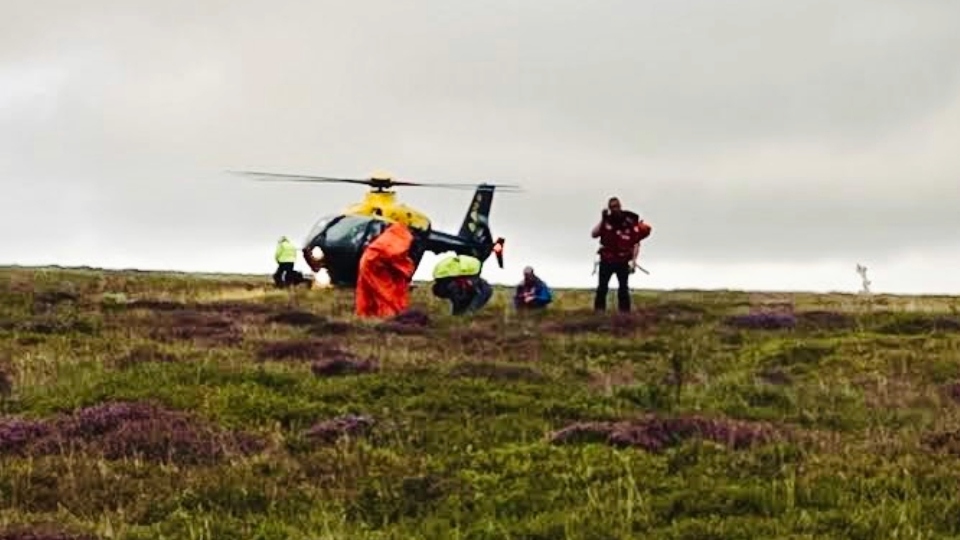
[343,190,431,231]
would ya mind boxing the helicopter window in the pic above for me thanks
[365,219,389,243]
[320,215,375,250]
[304,214,337,245]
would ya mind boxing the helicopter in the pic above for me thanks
[234,170,521,287]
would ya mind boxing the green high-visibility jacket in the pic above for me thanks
[275,239,298,263]
[433,255,482,280]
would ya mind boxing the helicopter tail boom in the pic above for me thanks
[421,230,505,268]
[420,184,506,267]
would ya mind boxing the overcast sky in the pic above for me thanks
[2,0,959,294]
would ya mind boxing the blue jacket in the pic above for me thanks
[514,277,552,307]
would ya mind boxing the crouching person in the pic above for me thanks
[431,254,493,315]
[514,266,553,310]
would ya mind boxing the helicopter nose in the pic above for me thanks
[302,246,325,272]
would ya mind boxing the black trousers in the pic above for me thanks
[435,276,492,315]
[463,278,493,314]
[273,262,294,287]
[594,260,631,312]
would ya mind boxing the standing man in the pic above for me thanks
[590,197,651,312]
[274,236,298,288]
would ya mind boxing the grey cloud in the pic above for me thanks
[385,0,960,153]
[2,0,959,280]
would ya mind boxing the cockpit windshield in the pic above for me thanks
[303,214,338,246]
[320,215,376,251]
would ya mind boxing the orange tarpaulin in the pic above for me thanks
[355,222,416,318]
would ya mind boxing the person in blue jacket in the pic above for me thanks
[514,266,553,309]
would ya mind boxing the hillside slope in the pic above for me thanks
[2,266,960,539]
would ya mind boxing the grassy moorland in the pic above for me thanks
[3,266,960,539]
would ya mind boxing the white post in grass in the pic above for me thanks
[856,264,871,295]
[855,263,874,317]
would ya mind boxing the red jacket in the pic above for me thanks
[356,223,416,318]
[597,211,651,263]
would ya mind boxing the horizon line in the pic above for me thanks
[3,263,958,299]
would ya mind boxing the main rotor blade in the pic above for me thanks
[229,170,522,191]
[392,179,524,191]
[229,170,372,185]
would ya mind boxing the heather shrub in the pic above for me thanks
[0,527,98,540]
[795,309,856,331]
[256,338,340,361]
[267,310,326,327]
[311,356,377,377]
[724,312,797,330]
[0,401,264,464]
[875,313,960,335]
[544,309,656,336]
[549,414,783,452]
[303,414,375,444]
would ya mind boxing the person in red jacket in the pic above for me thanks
[590,196,651,312]
[355,222,417,318]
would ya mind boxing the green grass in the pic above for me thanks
[3,265,960,538]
